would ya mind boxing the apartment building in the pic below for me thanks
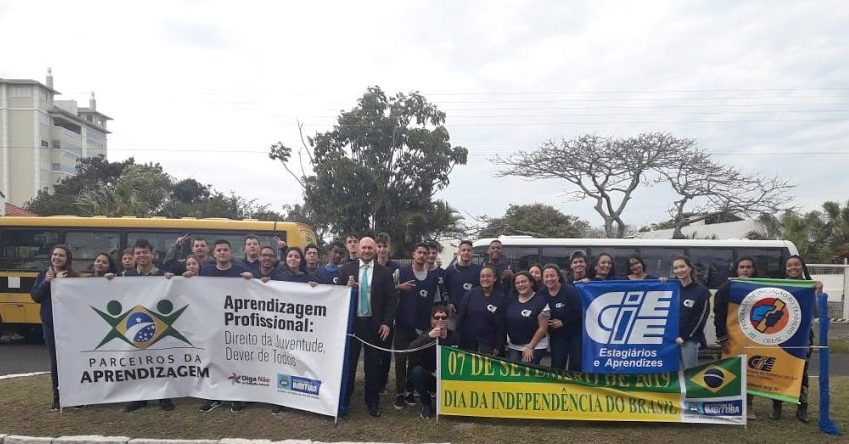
[0,68,111,206]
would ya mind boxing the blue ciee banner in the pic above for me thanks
[577,280,680,374]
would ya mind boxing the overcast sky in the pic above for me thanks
[2,0,847,231]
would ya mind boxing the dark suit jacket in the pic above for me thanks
[338,260,397,330]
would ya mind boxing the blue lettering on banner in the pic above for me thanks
[683,400,743,417]
[578,280,680,374]
[277,373,322,396]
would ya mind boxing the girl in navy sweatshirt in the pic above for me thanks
[539,264,582,371]
[456,265,506,355]
[671,256,710,370]
[30,244,79,410]
[503,271,549,364]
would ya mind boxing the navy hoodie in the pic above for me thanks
[396,266,441,331]
[456,286,506,351]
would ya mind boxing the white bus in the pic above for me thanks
[472,236,799,288]
[471,236,800,351]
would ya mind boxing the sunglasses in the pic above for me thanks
[433,315,448,320]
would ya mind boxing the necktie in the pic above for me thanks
[359,264,370,316]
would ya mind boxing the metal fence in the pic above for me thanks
[809,264,849,320]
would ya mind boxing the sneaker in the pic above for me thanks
[231,401,244,413]
[271,404,285,415]
[393,394,406,410]
[124,400,148,412]
[159,399,175,411]
[51,399,60,411]
[420,403,433,419]
[405,392,417,406]
[747,411,756,420]
[199,400,222,413]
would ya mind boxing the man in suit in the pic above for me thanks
[337,236,397,418]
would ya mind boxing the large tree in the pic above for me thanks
[479,203,589,238]
[657,146,795,239]
[492,133,687,238]
[269,86,468,251]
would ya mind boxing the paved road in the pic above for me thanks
[2,343,848,377]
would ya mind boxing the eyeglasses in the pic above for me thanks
[433,315,448,320]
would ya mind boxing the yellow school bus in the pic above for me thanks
[0,216,317,336]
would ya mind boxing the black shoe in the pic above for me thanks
[796,403,809,423]
[271,404,285,415]
[124,400,148,412]
[368,404,381,417]
[420,402,433,419]
[159,399,175,411]
[768,400,782,420]
[51,399,60,411]
[393,394,405,410]
[405,392,417,406]
[199,400,222,413]
[231,401,244,413]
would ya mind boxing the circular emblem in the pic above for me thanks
[520,309,532,317]
[126,312,156,344]
[737,287,801,345]
[703,368,725,388]
[486,304,497,313]
[463,283,473,291]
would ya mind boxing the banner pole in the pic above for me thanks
[817,293,842,435]
[435,338,440,423]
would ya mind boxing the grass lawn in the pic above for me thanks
[0,373,845,443]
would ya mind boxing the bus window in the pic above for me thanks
[540,247,578,269]
[639,247,684,279]
[501,246,539,271]
[736,248,786,279]
[65,231,121,272]
[687,247,734,289]
[0,228,60,271]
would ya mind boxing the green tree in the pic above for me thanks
[269,86,468,251]
[479,203,589,238]
[77,164,172,216]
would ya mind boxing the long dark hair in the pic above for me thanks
[284,246,306,274]
[732,256,759,278]
[513,271,535,296]
[591,252,617,280]
[627,254,647,276]
[92,252,118,276]
[541,263,565,286]
[50,244,79,277]
[480,264,501,289]
[783,255,812,280]
[672,255,697,282]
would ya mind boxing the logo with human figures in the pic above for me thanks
[92,299,191,349]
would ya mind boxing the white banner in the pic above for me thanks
[53,277,352,417]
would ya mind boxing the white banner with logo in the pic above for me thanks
[52,277,351,417]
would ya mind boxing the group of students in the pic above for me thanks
[30,234,820,424]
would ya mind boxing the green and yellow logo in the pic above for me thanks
[685,360,741,398]
[92,299,191,350]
